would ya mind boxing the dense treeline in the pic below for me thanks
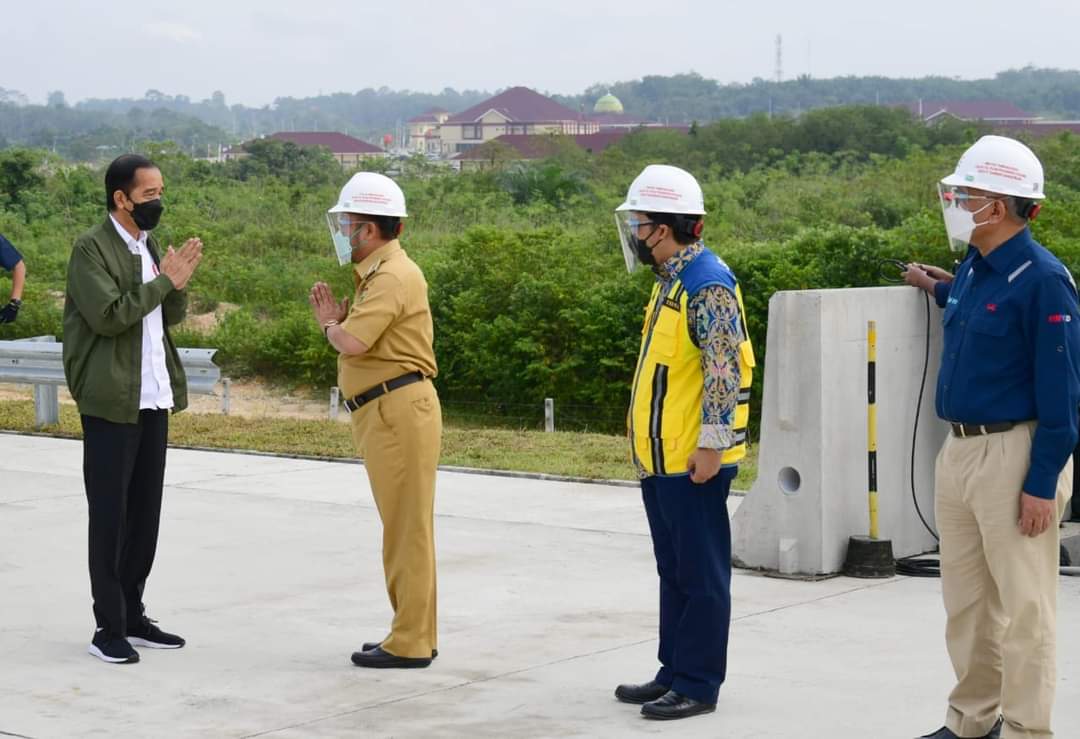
[3,67,1080,161]
[564,67,1080,122]
[0,101,230,161]
[3,107,1079,433]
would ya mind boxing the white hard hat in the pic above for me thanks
[615,164,706,215]
[940,135,1045,200]
[328,172,408,217]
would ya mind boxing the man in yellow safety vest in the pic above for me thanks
[612,164,755,721]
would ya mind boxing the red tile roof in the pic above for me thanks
[456,132,629,161]
[447,87,583,124]
[993,121,1080,137]
[900,100,1035,121]
[269,131,384,154]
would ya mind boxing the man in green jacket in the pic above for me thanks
[63,154,203,664]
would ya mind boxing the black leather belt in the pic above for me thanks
[950,421,1015,438]
[344,372,425,413]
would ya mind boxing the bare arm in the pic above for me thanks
[10,259,25,301]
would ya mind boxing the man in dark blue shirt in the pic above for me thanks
[906,136,1078,739]
[0,234,25,323]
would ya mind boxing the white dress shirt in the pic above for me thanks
[110,216,174,411]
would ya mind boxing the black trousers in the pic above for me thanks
[81,410,169,638]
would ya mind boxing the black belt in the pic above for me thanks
[344,372,426,413]
[950,421,1015,438]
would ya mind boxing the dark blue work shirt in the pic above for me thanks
[934,228,1080,499]
[0,234,22,271]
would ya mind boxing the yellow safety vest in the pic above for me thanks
[629,270,755,476]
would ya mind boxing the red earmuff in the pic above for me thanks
[691,220,704,239]
[1028,203,1042,221]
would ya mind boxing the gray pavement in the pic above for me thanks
[1,433,1079,738]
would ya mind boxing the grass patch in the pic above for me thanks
[0,399,757,488]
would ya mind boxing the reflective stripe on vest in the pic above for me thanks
[629,278,755,475]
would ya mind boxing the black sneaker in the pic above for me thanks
[128,619,185,649]
[88,630,140,664]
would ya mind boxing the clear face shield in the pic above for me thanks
[615,211,656,273]
[326,212,371,266]
[938,183,999,253]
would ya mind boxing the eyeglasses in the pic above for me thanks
[628,218,656,230]
[940,187,1002,208]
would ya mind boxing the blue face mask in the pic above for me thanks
[327,214,371,266]
[333,231,355,266]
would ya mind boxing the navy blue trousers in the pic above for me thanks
[641,466,735,704]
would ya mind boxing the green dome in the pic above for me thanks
[593,93,624,114]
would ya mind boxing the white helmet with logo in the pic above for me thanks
[940,135,1045,200]
[328,171,408,217]
[616,164,706,215]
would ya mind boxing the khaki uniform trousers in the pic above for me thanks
[935,422,1072,739]
[350,378,442,659]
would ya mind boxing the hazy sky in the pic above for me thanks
[4,0,1079,107]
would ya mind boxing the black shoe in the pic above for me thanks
[614,680,670,705]
[350,646,432,669]
[361,640,438,659]
[128,619,185,649]
[640,690,716,721]
[88,630,140,664]
[918,717,1003,739]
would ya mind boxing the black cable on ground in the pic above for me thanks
[895,554,941,578]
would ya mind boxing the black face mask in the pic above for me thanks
[633,225,660,267]
[129,198,164,231]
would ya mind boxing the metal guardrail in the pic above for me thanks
[0,336,221,427]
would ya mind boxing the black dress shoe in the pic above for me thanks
[361,640,438,659]
[641,690,716,720]
[350,646,432,669]
[918,717,1003,739]
[614,680,670,704]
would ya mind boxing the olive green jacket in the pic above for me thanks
[62,218,188,424]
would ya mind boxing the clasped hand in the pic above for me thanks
[160,238,204,290]
[309,282,349,327]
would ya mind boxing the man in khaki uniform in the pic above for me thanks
[905,136,1078,738]
[309,172,441,669]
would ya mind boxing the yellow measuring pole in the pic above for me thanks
[867,320,879,540]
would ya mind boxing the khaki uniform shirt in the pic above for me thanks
[338,240,438,399]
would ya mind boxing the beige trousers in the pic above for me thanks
[935,422,1072,739]
[350,379,442,659]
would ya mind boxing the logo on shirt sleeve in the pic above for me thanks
[1048,313,1073,323]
